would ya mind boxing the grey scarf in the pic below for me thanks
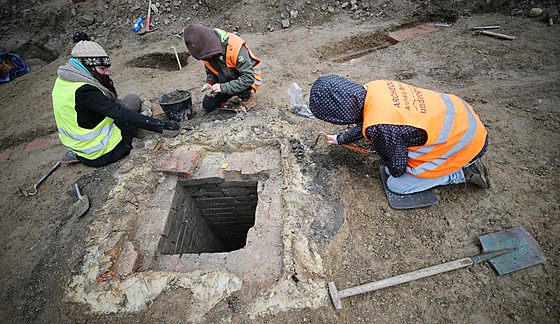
[57,61,117,101]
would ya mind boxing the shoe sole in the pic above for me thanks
[474,159,489,189]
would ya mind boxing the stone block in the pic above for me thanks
[152,102,166,118]
[113,241,143,275]
[125,181,147,195]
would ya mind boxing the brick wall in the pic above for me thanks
[160,185,224,255]
[161,178,258,254]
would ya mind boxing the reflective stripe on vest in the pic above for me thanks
[203,29,262,92]
[52,78,122,159]
[57,123,116,154]
[362,80,487,178]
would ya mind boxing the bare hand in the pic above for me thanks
[326,134,338,145]
[212,83,222,93]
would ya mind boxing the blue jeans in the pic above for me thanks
[385,165,467,194]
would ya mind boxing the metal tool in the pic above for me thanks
[471,26,500,30]
[72,183,90,217]
[19,151,79,197]
[314,132,372,155]
[215,103,241,113]
[145,0,152,31]
[328,227,546,309]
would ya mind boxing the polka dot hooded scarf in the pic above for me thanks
[309,75,367,125]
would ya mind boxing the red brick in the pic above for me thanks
[153,149,201,177]
[113,241,143,275]
[23,138,51,155]
[386,24,440,44]
[0,149,11,163]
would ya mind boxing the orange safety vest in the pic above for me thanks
[362,80,487,178]
[203,32,262,92]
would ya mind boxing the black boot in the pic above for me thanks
[463,158,489,189]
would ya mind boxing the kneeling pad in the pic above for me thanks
[379,166,438,209]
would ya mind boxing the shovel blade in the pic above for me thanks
[478,226,546,275]
[73,196,90,217]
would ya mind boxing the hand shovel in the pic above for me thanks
[72,183,89,217]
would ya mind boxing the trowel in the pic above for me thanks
[72,183,89,217]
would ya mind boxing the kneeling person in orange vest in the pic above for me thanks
[309,75,489,194]
[52,32,180,167]
[183,24,262,112]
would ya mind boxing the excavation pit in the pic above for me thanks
[318,31,390,62]
[160,179,258,255]
[127,51,189,71]
[131,147,284,283]
[319,24,445,63]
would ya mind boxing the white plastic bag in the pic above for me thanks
[287,83,314,118]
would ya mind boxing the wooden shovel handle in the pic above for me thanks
[480,30,515,40]
[338,257,474,299]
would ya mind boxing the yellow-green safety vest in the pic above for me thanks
[52,79,122,160]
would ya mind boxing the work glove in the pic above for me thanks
[164,120,181,130]
[201,83,217,97]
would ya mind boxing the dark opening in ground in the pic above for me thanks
[160,179,258,254]
[127,52,189,71]
[318,31,391,62]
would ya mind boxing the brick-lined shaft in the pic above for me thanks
[161,179,258,254]
[160,185,224,255]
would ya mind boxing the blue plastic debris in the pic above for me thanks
[0,53,30,83]
[133,17,144,32]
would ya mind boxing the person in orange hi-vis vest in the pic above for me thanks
[309,75,489,194]
[183,24,262,112]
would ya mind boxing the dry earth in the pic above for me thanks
[0,0,559,323]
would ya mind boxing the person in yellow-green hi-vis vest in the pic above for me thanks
[52,32,180,167]
[183,24,262,112]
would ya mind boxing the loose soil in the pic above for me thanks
[0,0,558,323]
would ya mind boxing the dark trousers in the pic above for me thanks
[202,71,251,112]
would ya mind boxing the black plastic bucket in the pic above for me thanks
[156,90,193,122]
